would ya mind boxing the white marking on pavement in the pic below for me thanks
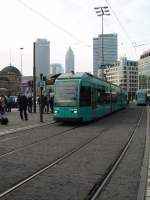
[0,121,54,136]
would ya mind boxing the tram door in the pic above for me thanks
[91,88,97,109]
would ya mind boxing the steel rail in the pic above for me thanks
[0,125,78,159]
[85,108,145,200]
[0,127,109,198]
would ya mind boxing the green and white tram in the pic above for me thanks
[136,89,147,105]
[53,72,127,122]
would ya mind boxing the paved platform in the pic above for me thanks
[0,109,53,135]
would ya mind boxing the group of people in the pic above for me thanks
[37,94,54,114]
[0,95,14,123]
[0,93,54,123]
[17,93,54,121]
[0,94,30,121]
[0,95,14,113]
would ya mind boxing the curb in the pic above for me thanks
[137,106,150,200]
[0,120,55,137]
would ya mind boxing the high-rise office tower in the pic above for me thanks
[65,47,74,73]
[35,38,50,77]
[93,33,118,76]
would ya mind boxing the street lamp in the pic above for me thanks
[94,6,110,79]
[33,42,36,113]
[20,47,24,76]
[19,47,24,93]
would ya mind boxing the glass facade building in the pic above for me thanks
[35,39,50,77]
[93,33,118,76]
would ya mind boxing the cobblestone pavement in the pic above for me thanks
[0,108,54,135]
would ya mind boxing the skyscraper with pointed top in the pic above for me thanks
[65,47,74,73]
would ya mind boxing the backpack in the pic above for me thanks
[0,117,8,125]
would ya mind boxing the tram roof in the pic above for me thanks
[136,89,147,93]
[57,72,96,79]
[56,72,126,92]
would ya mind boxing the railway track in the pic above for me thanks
[0,122,79,158]
[0,106,145,200]
[84,108,145,200]
[0,127,109,198]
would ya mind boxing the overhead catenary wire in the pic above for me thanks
[15,0,91,48]
[15,0,149,57]
[104,0,137,53]
[133,42,150,48]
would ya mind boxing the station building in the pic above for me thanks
[0,65,21,96]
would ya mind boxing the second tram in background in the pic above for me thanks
[136,89,149,105]
[53,72,128,122]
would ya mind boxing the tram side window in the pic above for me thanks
[111,92,117,103]
[97,89,101,104]
[91,88,97,108]
[80,86,91,106]
[98,88,110,105]
[101,89,107,104]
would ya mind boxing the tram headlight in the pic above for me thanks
[72,109,78,114]
[73,110,78,114]
[54,110,58,114]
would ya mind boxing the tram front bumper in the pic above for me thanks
[54,108,82,122]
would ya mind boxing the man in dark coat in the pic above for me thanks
[49,95,54,113]
[17,94,28,120]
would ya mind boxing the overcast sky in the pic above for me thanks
[0,0,150,75]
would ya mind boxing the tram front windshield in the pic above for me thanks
[137,93,146,98]
[55,81,78,106]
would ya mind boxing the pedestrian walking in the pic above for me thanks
[17,93,28,120]
[147,96,150,106]
[0,100,8,125]
[28,96,33,113]
[0,95,7,113]
[0,100,4,115]
[49,94,54,113]
[43,95,49,113]
[7,96,12,112]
